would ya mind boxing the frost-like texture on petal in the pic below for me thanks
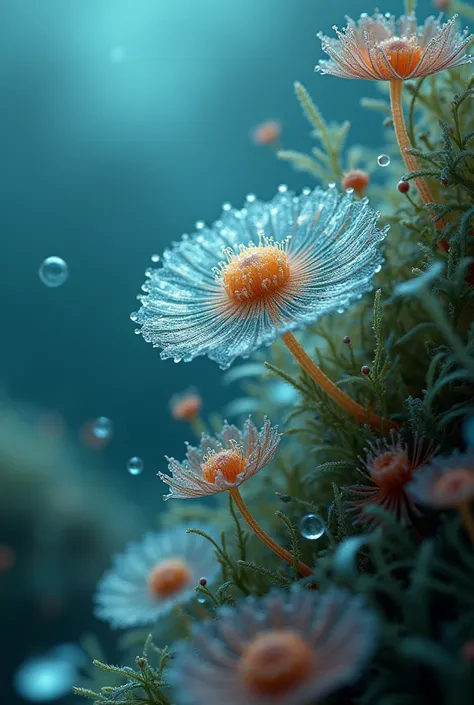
[159,417,281,499]
[316,12,472,81]
[94,524,218,628]
[407,451,474,508]
[169,588,377,705]
[134,185,387,369]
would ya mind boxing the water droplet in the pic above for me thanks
[377,154,391,168]
[144,267,153,277]
[278,184,288,193]
[134,328,141,335]
[92,417,113,440]
[345,187,354,195]
[151,254,160,263]
[127,456,143,475]
[327,182,336,189]
[38,257,69,288]
[302,187,311,196]
[246,193,256,203]
[222,202,232,212]
[130,311,138,322]
[195,220,205,230]
[299,513,325,540]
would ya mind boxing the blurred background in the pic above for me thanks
[0,0,433,702]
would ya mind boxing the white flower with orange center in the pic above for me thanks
[94,525,218,628]
[316,11,472,251]
[169,588,377,705]
[134,185,393,431]
[316,11,472,81]
[408,451,474,543]
[159,418,313,578]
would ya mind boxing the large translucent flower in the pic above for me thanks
[316,11,472,81]
[133,185,387,369]
[159,417,280,500]
[169,588,376,705]
[346,431,437,527]
[94,525,218,628]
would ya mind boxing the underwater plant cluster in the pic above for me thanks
[75,1,474,704]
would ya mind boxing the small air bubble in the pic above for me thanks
[127,456,143,475]
[134,329,141,335]
[151,254,160,263]
[299,513,325,540]
[302,187,311,196]
[222,202,232,211]
[377,154,391,167]
[195,221,205,230]
[130,312,138,322]
[38,257,69,288]
[278,184,288,193]
[345,187,354,195]
[246,193,256,203]
[327,182,336,189]
[145,267,153,277]
[92,417,113,440]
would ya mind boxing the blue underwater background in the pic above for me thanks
[0,0,437,703]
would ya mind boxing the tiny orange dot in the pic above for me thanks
[223,246,290,304]
[239,629,313,696]
[370,451,412,490]
[252,121,281,145]
[148,559,192,598]
[341,170,369,196]
[201,449,246,484]
[171,394,202,421]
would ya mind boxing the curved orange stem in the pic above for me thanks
[389,80,447,251]
[229,487,313,578]
[281,332,397,432]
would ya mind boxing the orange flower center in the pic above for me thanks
[433,469,474,503]
[148,559,191,598]
[201,448,246,484]
[238,629,313,696]
[222,246,290,304]
[370,451,412,490]
[374,38,422,78]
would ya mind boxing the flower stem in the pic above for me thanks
[229,487,313,578]
[281,332,397,431]
[389,79,447,251]
[459,501,474,545]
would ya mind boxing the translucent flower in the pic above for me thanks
[134,185,386,370]
[346,431,437,527]
[170,389,202,421]
[94,525,218,628]
[169,588,376,705]
[316,12,472,81]
[159,417,280,500]
[407,451,474,508]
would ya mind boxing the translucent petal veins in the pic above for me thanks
[135,186,387,369]
[316,12,472,81]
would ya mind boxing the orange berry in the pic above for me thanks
[341,170,369,196]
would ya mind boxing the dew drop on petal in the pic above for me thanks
[127,456,143,475]
[38,257,69,288]
[377,154,391,168]
[302,187,311,196]
[92,417,113,440]
[278,184,288,193]
[299,513,325,540]
[130,311,138,322]
[151,254,160,263]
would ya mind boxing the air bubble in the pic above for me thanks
[377,154,391,167]
[127,456,143,475]
[278,184,288,193]
[246,193,256,203]
[302,187,311,196]
[299,513,325,540]
[130,312,138,322]
[222,202,232,211]
[327,182,336,189]
[38,257,69,288]
[92,417,113,440]
[195,221,205,230]
[151,254,160,263]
